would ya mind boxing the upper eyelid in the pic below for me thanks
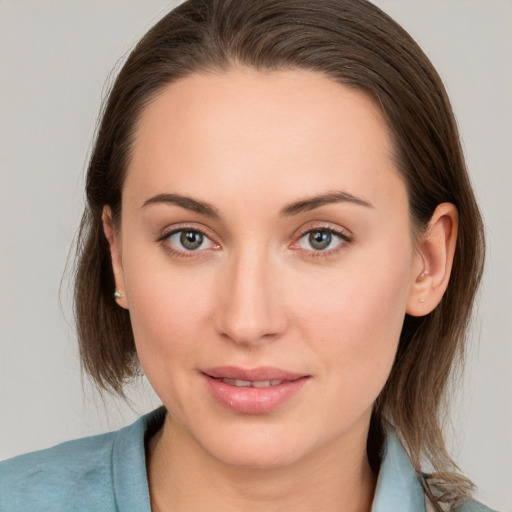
[292,228,353,260]
[159,227,220,256]
[296,228,351,246]
[294,222,353,240]
[293,223,354,252]
[159,223,215,240]
[158,225,219,253]
[156,222,352,247]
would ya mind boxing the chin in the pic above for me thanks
[198,424,308,470]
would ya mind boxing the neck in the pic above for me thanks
[147,415,377,512]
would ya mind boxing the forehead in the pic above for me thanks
[125,67,404,213]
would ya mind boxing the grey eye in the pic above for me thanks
[308,230,332,250]
[297,228,347,252]
[180,230,204,250]
[167,230,213,251]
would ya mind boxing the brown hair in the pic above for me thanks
[75,0,485,506]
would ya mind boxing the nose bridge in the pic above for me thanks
[215,244,285,345]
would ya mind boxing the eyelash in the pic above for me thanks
[292,226,353,259]
[158,225,220,259]
[157,225,353,259]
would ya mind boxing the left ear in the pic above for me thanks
[406,203,458,317]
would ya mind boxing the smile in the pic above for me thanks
[202,366,309,414]
[215,378,284,387]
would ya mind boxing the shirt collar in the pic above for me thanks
[371,430,426,512]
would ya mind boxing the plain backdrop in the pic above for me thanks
[0,1,511,510]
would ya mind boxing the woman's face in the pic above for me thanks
[109,68,423,468]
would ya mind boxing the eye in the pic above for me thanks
[166,229,218,252]
[297,228,349,252]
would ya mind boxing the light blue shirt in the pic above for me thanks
[0,408,496,511]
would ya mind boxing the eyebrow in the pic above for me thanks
[142,193,219,218]
[280,191,373,216]
[141,190,372,218]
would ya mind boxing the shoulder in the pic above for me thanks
[377,430,499,512]
[0,408,164,512]
[0,430,118,512]
[453,500,499,512]
[424,495,499,512]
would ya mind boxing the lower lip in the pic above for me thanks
[203,374,309,414]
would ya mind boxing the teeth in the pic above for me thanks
[252,380,272,388]
[219,378,283,387]
[253,380,283,387]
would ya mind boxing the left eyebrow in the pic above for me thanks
[280,191,373,217]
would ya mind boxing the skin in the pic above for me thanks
[103,68,458,512]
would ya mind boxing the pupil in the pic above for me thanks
[180,231,203,250]
[309,230,331,250]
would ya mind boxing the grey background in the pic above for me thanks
[0,1,510,510]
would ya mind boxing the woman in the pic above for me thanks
[0,1,499,511]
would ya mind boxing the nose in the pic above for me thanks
[214,249,287,346]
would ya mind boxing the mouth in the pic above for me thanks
[201,366,310,414]
[211,378,286,388]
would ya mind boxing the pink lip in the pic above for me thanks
[203,366,305,381]
[202,366,309,414]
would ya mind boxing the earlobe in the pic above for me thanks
[102,206,129,309]
[406,203,458,317]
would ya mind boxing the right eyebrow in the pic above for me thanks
[141,193,220,218]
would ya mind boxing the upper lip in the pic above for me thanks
[202,366,307,381]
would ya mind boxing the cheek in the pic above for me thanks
[124,267,221,422]
[292,243,413,390]
[120,245,216,381]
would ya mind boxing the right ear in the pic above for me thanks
[102,206,128,309]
